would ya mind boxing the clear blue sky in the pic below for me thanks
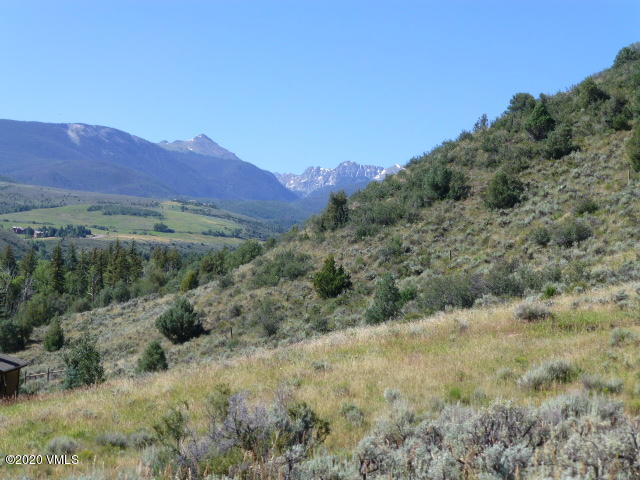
[1,1,638,174]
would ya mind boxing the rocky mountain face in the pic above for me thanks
[276,161,403,196]
[0,120,296,201]
[157,134,240,162]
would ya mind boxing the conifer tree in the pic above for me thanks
[137,340,168,372]
[20,247,37,278]
[365,273,402,324]
[313,255,352,298]
[51,242,65,294]
[44,318,64,352]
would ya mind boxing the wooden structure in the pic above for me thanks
[0,354,29,397]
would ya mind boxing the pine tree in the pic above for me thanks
[20,248,37,278]
[51,242,65,294]
[128,241,144,281]
[44,318,64,352]
[155,298,203,344]
[365,273,402,324]
[313,256,352,298]
[137,340,168,373]
[66,243,78,271]
[63,335,104,389]
[484,171,525,209]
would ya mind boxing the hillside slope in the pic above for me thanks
[3,284,640,478]
[0,120,295,201]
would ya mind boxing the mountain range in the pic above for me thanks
[0,119,395,204]
[275,161,402,196]
[0,120,295,201]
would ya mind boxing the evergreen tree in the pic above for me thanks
[66,243,78,271]
[137,340,168,373]
[365,273,402,324]
[0,317,31,353]
[155,297,204,344]
[20,248,37,278]
[627,122,640,172]
[51,242,65,294]
[44,318,64,352]
[313,255,352,299]
[63,335,104,389]
[128,241,144,281]
[525,101,556,140]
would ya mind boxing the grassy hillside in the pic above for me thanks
[2,284,640,478]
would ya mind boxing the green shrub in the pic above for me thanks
[0,317,31,353]
[340,402,365,427]
[137,341,169,373]
[97,432,129,449]
[484,171,524,209]
[153,223,174,233]
[552,219,592,247]
[530,226,551,246]
[365,274,402,324]
[420,273,482,312]
[508,92,536,113]
[317,191,349,231]
[626,122,640,172]
[578,77,609,107]
[604,97,632,131]
[313,255,352,299]
[180,270,198,292]
[63,335,105,389]
[252,250,311,287]
[525,101,556,140]
[255,298,283,337]
[545,124,577,159]
[155,298,204,344]
[614,44,640,67]
[423,163,470,201]
[43,318,64,352]
[574,198,599,215]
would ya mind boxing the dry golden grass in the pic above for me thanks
[2,282,639,478]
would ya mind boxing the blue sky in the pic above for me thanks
[1,1,638,174]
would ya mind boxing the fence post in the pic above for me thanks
[47,368,50,382]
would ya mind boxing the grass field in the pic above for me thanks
[0,201,269,247]
[1,282,639,479]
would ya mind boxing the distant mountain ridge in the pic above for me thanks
[276,161,403,196]
[0,120,295,201]
[158,134,241,162]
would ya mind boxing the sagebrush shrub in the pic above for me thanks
[518,359,576,390]
[514,302,552,322]
[552,219,592,247]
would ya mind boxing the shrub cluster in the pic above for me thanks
[346,392,640,480]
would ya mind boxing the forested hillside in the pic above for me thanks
[3,43,640,480]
